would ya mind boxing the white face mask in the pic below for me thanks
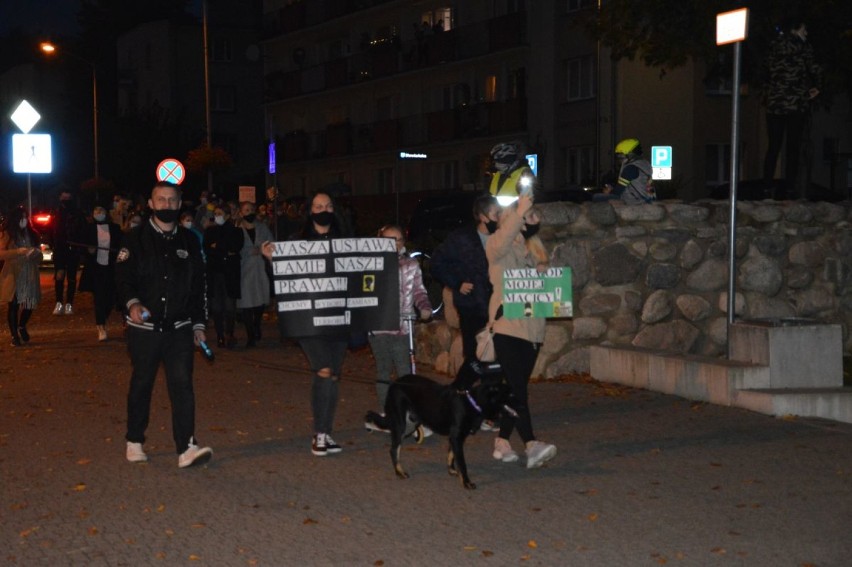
[214,215,226,226]
[130,222,140,229]
[19,218,27,229]
[94,213,106,222]
[182,221,193,229]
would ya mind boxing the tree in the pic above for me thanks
[586,0,852,97]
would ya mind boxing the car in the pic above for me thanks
[30,210,55,264]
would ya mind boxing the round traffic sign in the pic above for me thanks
[156,158,186,185]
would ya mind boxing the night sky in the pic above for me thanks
[0,0,81,35]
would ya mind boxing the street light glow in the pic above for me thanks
[40,42,56,54]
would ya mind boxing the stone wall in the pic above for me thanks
[416,199,852,379]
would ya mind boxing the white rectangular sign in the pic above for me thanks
[652,167,672,180]
[12,134,52,173]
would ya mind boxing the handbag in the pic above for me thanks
[475,325,496,362]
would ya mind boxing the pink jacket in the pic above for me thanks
[375,254,432,335]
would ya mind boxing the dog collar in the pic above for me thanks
[462,390,482,413]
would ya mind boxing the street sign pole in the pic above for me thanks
[716,7,749,357]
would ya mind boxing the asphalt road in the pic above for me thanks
[2,275,852,565]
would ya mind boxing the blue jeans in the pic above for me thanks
[126,326,197,453]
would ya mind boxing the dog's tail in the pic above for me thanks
[365,410,390,432]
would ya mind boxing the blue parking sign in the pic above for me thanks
[651,146,673,168]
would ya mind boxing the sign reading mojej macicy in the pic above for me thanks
[502,267,573,319]
[268,238,400,337]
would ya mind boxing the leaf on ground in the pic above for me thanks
[164,529,175,536]
[156,504,166,513]
[87,526,99,536]
[527,540,538,548]
[19,526,39,538]
[463,546,477,551]
[191,523,206,529]
[782,414,798,421]
[76,458,92,465]
[10,502,28,511]
[711,547,726,555]
[587,513,599,522]
[482,550,494,557]
[189,554,201,561]
[303,517,318,525]
[73,483,86,492]
[373,561,384,566]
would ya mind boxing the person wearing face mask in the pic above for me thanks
[114,181,212,468]
[430,194,501,375]
[236,201,273,348]
[79,206,123,341]
[261,190,351,456]
[180,211,205,260]
[51,188,86,316]
[485,192,556,469]
[364,224,432,431]
[0,207,42,346]
[127,213,143,232]
[203,207,244,347]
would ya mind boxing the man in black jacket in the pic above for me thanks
[430,194,501,365]
[115,181,212,468]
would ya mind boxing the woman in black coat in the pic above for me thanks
[203,205,244,347]
[79,205,123,341]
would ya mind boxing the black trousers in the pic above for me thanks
[90,264,115,325]
[54,249,80,304]
[125,326,197,454]
[763,111,806,198]
[493,333,539,444]
[456,304,488,362]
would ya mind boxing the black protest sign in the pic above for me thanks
[269,238,399,337]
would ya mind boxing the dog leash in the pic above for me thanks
[461,390,482,413]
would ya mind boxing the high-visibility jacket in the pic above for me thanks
[490,166,533,201]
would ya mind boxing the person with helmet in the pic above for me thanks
[614,138,655,205]
[489,141,535,207]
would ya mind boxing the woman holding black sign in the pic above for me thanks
[262,190,351,457]
[486,192,557,469]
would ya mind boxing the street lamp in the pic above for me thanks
[39,41,99,180]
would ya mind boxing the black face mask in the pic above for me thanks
[521,223,540,240]
[485,220,498,234]
[153,209,180,224]
[242,213,257,223]
[311,211,334,227]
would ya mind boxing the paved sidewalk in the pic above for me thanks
[2,282,852,565]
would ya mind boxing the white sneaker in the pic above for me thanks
[525,440,557,469]
[178,440,213,468]
[64,303,73,315]
[97,326,107,341]
[480,419,499,432]
[52,302,63,315]
[126,442,148,463]
[493,437,520,463]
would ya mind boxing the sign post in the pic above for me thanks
[716,7,749,353]
[10,100,51,217]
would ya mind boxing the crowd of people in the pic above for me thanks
[1,142,559,472]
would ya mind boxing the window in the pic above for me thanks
[567,0,595,12]
[566,146,595,185]
[706,143,746,186]
[431,161,458,190]
[211,85,236,112]
[483,75,497,102]
[422,7,453,31]
[211,38,233,62]
[376,167,394,194]
[565,55,595,101]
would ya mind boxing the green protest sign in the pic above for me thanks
[502,267,572,319]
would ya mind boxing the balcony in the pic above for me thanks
[263,13,527,102]
[273,99,526,164]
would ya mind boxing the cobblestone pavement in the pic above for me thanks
[2,275,852,565]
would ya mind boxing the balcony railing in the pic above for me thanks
[264,13,527,103]
[274,98,526,164]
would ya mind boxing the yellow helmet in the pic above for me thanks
[615,138,641,157]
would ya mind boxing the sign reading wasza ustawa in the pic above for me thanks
[269,238,399,337]
[502,267,572,319]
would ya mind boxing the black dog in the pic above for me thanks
[367,368,515,489]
